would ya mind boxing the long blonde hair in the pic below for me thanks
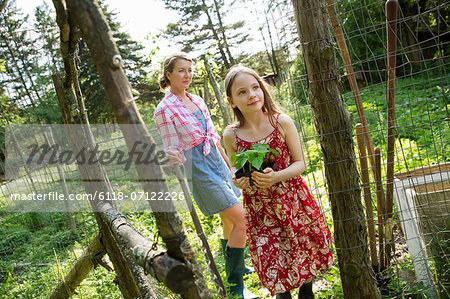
[225,65,282,128]
[158,52,193,91]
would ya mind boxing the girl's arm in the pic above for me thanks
[223,127,250,189]
[252,114,306,188]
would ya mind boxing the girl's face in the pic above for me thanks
[229,72,265,114]
[166,59,193,91]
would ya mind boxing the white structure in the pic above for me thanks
[393,164,449,298]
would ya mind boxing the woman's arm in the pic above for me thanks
[252,114,306,188]
[218,145,232,170]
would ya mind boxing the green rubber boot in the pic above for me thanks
[220,239,255,275]
[224,246,259,299]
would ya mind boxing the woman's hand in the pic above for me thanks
[252,167,279,188]
[165,149,183,165]
[232,176,250,189]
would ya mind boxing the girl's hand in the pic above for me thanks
[165,149,183,165]
[252,167,278,188]
[232,176,250,189]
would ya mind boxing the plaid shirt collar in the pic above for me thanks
[165,90,199,105]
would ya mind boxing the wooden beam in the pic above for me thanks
[50,234,106,299]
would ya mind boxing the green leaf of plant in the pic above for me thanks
[251,143,269,153]
[233,143,279,171]
[251,155,264,170]
[231,152,237,163]
[269,148,280,157]
[235,154,248,169]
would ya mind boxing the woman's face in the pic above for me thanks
[166,59,193,91]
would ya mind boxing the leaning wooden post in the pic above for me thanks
[325,0,376,168]
[356,124,378,271]
[43,129,76,234]
[52,72,158,299]
[52,72,198,297]
[384,0,399,264]
[291,1,380,297]
[50,234,107,299]
[62,1,208,297]
[325,3,390,247]
[174,165,227,298]
[374,147,385,270]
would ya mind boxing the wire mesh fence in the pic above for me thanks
[0,0,449,298]
[270,0,449,297]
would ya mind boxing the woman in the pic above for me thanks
[153,52,258,299]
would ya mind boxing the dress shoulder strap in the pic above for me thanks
[275,114,281,128]
[270,113,281,131]
[272,114,285,141]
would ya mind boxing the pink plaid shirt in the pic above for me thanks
[154,91,221,162]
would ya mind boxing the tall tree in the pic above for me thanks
[211,0,235,65]
[34,2,61,73]
[0,0,39,108]
[29,2,63,124]
[0,0,62,124]
[163,0,248,69]
[292,0,381,298]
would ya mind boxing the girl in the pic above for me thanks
[153,53,258,299]
[223,65,334,299]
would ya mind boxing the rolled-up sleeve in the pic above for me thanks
[154,107,186,162]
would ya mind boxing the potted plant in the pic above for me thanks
[231,143,280,185]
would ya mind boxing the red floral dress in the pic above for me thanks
[234,119,334,295]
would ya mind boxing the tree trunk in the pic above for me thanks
[264,9,280,75]
[291,1,381,298]
[212,0,235,66]
[403,19,422,61]
[11,37,43,104]
[203,57,232,128]
[202,0,230,69]
[203,76,212,110]
[62,0,209,297]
